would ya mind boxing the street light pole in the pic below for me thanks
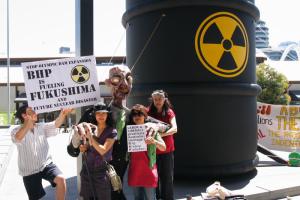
[7,0,11,126]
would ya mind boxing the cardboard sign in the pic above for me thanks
[127,125,147,152]
[22,56,100,114]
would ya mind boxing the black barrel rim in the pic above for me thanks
[123,0,260,27]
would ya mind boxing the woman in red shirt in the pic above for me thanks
[127,104,166,200]
[147,90,178,200]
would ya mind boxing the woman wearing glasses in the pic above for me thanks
[127,104,166,200]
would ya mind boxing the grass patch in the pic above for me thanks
[0,112,15,125]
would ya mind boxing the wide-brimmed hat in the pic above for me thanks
[93,102,110,113]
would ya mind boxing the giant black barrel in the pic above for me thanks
[123,0,260,177]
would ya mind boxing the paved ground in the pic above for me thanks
[0,127,14,186]
[1,127,300,199]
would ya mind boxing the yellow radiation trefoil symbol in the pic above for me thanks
[71,65,90,84]
[195,12,249,78]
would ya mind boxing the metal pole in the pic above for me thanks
[75,1,82,198]
[7,0,11,126]
[75,1,94,198]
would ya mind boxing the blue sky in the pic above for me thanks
[0,0,299,57]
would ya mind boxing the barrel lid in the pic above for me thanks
[126,0,256,9]
[123,0,260,26]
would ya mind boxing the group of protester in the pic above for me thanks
[11,89,177,200]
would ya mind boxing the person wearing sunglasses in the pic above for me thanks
[127,104,166,200]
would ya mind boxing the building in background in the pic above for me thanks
[262,41,299,61]
[255,20,300,104]
[255,20,269,49]
[255,19,299,61]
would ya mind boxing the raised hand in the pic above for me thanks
[61,108,74,116]
[23,114,35,130]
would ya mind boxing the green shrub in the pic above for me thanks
[256,63,290,105]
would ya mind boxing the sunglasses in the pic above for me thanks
[132,111,145,116]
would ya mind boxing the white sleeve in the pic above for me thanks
[41,121,58,137]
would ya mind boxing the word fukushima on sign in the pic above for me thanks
[22,56,100,114]
[30,84,96,101]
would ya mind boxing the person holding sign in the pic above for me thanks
[11,104,73,200]
[68,102,117,200]
[127,104,166,200]
[147,90,178,200]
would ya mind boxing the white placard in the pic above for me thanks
[127,125,147,152]
[22,56,100,114]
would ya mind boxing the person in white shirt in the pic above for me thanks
[11,104,73,200]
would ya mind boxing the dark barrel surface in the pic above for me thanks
[123,0,261,177]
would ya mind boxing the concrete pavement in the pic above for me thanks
[1,127,300,199]
[0,128,14,187]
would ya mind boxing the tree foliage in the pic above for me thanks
[256,63,290,105]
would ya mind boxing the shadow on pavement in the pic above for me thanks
[42,176,77,200]
[173,169,257,199]
[42,171,257,199]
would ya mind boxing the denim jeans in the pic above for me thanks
[132,187,156,200]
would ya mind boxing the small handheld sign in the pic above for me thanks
[127,125,147,152]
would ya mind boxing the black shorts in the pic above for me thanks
[23,163,62,200]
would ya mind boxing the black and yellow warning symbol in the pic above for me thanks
[195,12,249,78]
[71,65,90,84]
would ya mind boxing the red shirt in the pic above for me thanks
[148,108,176,154]
[128,151,158,187]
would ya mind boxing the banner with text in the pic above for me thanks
[258,102,300,152]
[127,125,147,152]
[22,56,100,114]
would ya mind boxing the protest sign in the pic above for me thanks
[127,125,147,152]
[258,102,300,152]
[22,56,100,114]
